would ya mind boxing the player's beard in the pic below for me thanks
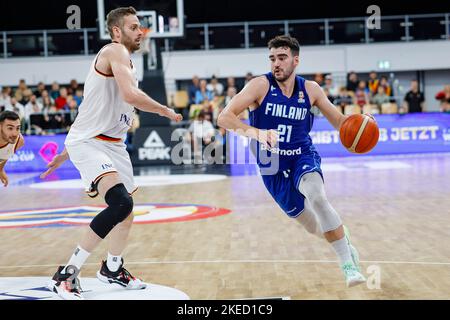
[0,128,11,144]
[274,65,294,83]
[121,29,140,53]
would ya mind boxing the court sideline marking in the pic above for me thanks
[1,259,450,269]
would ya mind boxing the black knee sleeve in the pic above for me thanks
[89,183,133,239]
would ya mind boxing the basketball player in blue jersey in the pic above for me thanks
[218,35,366,287]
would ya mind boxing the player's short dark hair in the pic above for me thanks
[0,111,20,123]
[106,6,137,38]
[268,35,300,56]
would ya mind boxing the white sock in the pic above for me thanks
[331,237,353,265]
[107,252,122,272]
[63,245,90,273]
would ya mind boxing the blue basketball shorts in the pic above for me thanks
[260,151,323,218]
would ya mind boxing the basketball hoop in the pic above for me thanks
[137,27,152,54]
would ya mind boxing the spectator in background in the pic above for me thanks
[368,71,379,96]
[5,97,25,119]
[74,88,84,106]
[18,89,33,106]
[188,110,216,163]
[346,72,359,92]
[188,75,200,105]
[49,82,60,100]
[207,75,224,96]
[402,80,425,113]
[435,85,450,113]
[14,79,28,102]
[25,95,44,134]
[314,73,325,87]
[37,90,54,107]
[333,86,353,113]
[68,79,79,95]
[244,72,254,85]
[323,74,339,98]
[40,95,54,112]
[66,98,79,127]
[379,76,392,97]
[354,80,370,107]
[371,86,390,111]
[43,104,64,134]
[34,82,46,98]
[0,87,12,111]
[55,87,68,110]
[224,86,237,106]
[195,79,213,104]
[225,76,238,93]
[323,88,333,103]
[201,98,214,121]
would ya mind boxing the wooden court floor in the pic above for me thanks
[1,153,449,299]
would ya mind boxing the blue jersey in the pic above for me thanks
[250,72,317,171]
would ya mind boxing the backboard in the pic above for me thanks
[97,0,184,41]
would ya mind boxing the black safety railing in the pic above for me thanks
[1,13,449,57]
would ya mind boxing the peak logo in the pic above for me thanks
[0,204,231,229]
[139,131,171,160]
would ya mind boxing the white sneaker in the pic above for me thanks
[341,261,366,288]
[343,225,361,272]
[97,259,147,290]
[48,266,84,300]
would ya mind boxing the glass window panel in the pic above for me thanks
[288,22,325,45]
[172,27,205,50]
[409,16,447,41]
[369,18,405,42]
[7,34,44,57]
[209,26,244,49]
[47,32,84,55]
[249,24,285,48]
[329,20,366,44]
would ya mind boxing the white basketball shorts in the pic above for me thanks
[66,138,137,197]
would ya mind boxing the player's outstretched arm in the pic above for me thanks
[218,76,278,148]
[107,44,182,123]
[306,80,348,131]
[40,148,69,179]
[0,160,8,187]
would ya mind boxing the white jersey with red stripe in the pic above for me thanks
[65,43,138,146]
[0,139,19,162]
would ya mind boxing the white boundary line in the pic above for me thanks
[1,259,449,269]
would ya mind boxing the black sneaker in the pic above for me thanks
[48,265,84,300]
[96,259,147,290]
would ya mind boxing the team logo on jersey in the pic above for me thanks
[298,91,305,103]
[270,85,277,96]
[139,131,171,160]
[0,204,231,229]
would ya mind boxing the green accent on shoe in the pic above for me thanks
[343,225,361,272]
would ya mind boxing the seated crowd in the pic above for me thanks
[0,79,82,135]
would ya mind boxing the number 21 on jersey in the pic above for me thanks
[277,124,292,143]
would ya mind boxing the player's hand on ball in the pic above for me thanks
[258,129,279,148]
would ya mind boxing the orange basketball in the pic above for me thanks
[339,114,379,154]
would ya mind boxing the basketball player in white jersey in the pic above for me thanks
[0,111,25,187]
[39,7,182,300]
